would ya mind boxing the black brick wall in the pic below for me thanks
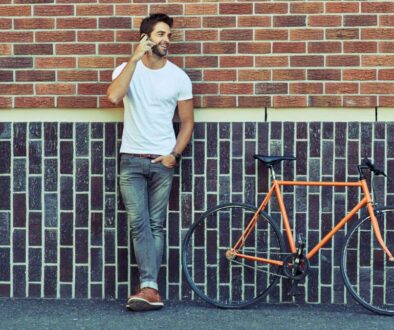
[0,121,393,302]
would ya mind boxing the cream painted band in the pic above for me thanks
[0,108,393,122]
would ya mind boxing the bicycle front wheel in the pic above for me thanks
[341,207,394,315]
[182,203,285,308]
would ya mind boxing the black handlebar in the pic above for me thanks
[358,157,390,180]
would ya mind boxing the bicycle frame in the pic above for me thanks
[231,174,394,267]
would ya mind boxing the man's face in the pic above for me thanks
[148,22,172,57]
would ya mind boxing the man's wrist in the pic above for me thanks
[130,57,139,64]
[170,151,181,163]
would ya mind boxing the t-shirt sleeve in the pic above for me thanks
[112,62,127,81]
[178,73,193,101]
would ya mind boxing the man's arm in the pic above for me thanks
[172,99,194,155]
[106,59,137,105]
[153,98,194,168]
[107,35,155,105]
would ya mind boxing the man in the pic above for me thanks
[107,13,194,311]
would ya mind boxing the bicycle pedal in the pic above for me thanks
[297,233,306,246]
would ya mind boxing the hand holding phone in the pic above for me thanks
[131,34,156,62]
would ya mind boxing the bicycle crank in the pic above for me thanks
[282,254,310,280]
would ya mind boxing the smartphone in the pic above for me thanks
[140,33,150,41]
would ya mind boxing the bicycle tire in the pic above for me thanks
[182,203,285,308]
[341,206,394,315]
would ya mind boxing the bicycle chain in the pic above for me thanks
[228,251,290,279]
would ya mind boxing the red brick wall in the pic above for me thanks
[0,1,393,109]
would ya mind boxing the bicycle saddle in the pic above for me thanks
[254,155,296,166]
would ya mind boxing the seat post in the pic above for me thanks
[268,165,276,180]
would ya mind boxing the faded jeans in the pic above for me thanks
[119,154,174,291]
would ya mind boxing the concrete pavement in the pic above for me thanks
[0,299,392,330]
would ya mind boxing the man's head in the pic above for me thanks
[140,13,173,57]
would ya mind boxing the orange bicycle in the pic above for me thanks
[182,156,394,315]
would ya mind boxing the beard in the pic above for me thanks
[151,44,168,57]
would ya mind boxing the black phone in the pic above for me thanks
[140,33,149,41]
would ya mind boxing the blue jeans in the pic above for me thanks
[119,154,174,291]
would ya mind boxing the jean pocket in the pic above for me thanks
[156,162,175,173]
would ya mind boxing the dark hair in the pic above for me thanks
[139,13,173,37]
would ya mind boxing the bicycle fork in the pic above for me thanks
[372,213,394,263]
[362,181,394,262]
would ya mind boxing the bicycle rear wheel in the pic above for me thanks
[182,203,285,308]
[341,207,394,315]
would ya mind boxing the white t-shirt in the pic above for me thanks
[112,60,193,155]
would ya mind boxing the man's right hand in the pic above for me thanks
[131,34,156,63]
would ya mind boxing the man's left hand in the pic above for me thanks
[151,155,177,168]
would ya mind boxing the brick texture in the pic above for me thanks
[0,1,393,108]
[0,121,393,305]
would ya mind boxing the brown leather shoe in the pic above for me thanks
[126,287,164,311]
